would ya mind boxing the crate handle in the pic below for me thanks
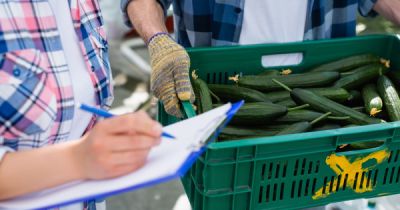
[182,101,196,118]
[334,141,389,156]
[261,53,304,68]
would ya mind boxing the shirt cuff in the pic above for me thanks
[0,147,14,162]
[359,0,378,17]
[120,0,170,28]
[120,0,134,27]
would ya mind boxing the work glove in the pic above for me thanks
[148,33,195,118]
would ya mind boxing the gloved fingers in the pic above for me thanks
[172,52,195,103]
[160,89,183,118]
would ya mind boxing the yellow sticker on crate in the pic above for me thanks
[312,149,390,200]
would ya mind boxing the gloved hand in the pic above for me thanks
[148,33,194,118]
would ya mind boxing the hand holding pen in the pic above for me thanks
[72,105,165,180]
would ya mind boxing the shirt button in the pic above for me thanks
[235,7,242,13]
[13,69,21,77]
[91,66,95,71]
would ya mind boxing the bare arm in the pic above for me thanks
[373,0,400,26]
[0,112,161,200]
[126,0,168,42]
[0,141,82,200]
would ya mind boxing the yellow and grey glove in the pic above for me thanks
[148,33,194,118]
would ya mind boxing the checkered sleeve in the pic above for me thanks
[120,0,172,27]
[358,0,378,17]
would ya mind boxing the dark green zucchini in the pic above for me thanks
[313,124,342,131]
[352,106,365,113]
[275,109,324,124]
[333,64,387,90]
[388,71,400,88]
[235,72,340,91]
[362,83,383,116]
[347,141,385,150]
[309,54,381,72]
[258,70,280,76]
[230,102,287,125]
[275,109,349,124]
[219,126,277,141]
[290,88,382,125]
[377,75,400,121]
[346,90,363,106]
[264,87,350,103]
[276,112,331,135]
[191,72,212,113]
[275,98,297,108]
[208,84,271,103]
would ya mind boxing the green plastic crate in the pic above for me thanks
[158,34,400,210]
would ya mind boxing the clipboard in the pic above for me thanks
[0,101,243,210]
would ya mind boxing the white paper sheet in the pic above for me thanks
[0,103,232,210]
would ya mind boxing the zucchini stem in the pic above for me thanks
[310,112,332,125]
[209,90,221,103]
[340,71,355,77]
[287,104,310,111]
[272,79,292,91]
[327,116,351,120]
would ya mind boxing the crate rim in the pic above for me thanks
[181,34,400,150]
[185,34,400,53]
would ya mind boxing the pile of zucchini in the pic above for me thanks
[191,54,398,149]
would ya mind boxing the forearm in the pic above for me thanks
[374,0,400,26]
[0,140,83,200]
[126,0,168,42]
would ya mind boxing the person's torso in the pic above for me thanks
[0,0,113,150]
[172,0,363,48]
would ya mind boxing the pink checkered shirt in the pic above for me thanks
[0,0,113,150]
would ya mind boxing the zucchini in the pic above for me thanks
[333,64,387,90]
[258,70,280,76]
[275,109,324,124]
[346,90,363,106]
[352,106,365,113]
[264,87,350,103]
[275,109,349,124]
[313,123,342,131]
[377,75,400,121]
[347,141,385,150]
[230,102,287,125]
[362,83,383,116]
[388,71,400,88]
[276,98,297,108]
[208,84,271,103]
[234,72,340,91]
[290,88,382,125]
[219,126,277,141]
[309,54,381,72]
[276,112,331,135]
[191,71,212,113]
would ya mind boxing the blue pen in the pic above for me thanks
[78,103,175,139]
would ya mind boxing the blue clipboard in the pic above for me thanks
[0,101,243,210]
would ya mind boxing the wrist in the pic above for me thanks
[64,140,87,180]
[147,32,170,45]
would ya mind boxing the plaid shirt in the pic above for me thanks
[121,0,377,47]
[0,0,113,152]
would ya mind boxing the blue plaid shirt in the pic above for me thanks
[121,0,377,47]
